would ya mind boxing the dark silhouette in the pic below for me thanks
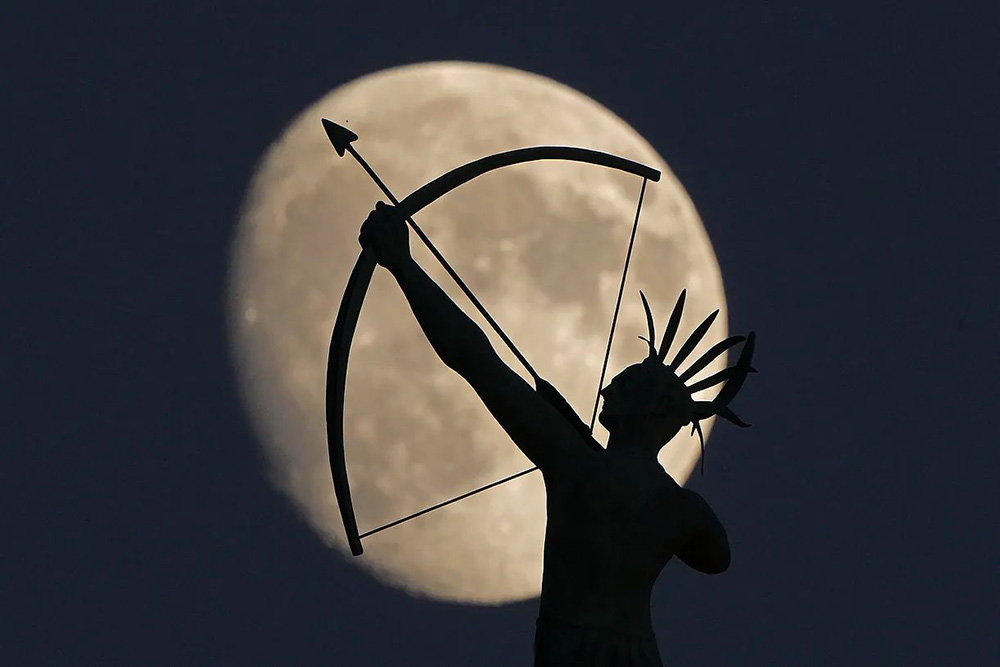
[357,202,756,666]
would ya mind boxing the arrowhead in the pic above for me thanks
[322,118,358,157]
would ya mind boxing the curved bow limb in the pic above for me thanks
[326,249,376,556]
[395,146,660,217]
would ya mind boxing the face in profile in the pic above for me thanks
[598,359,693,437]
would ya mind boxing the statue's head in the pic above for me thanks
[598,358,693,437]
[598,290,756,468]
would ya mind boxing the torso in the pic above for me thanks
[538,450,698,635]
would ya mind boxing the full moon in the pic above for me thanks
[228,62,728,604]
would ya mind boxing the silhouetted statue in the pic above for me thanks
[356,202,755,665]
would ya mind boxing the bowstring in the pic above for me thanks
[588,177,648,432]
[358,177,650,540]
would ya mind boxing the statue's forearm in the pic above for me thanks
[388,256,495,374]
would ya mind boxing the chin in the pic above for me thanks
[597,410,616,432]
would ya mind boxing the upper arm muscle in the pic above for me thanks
[461,350,589,472]
[676,490,731,574]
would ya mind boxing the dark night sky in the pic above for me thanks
[4,3,998,665]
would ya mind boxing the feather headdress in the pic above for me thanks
[636,290,756,473]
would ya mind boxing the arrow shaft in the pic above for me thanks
[345,143,540,383]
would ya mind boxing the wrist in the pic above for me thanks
[385,253,417,277]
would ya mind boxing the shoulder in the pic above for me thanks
[542,439,604,486]
[678,486,707,509]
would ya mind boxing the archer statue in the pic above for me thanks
[358,201,754,666]
[320,119,756,666]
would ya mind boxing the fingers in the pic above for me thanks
[359,201,409,267]
[363,201,399,225]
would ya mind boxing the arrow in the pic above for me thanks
[322,118,542,384]
[323,119,357,156]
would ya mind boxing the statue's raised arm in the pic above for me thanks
[359,203,596,474]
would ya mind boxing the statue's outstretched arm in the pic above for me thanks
[363,204,591,472]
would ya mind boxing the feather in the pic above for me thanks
[670,309,719,369]
[692,419,706,474]
[679,335,746,382]
[656,289,686,362]
[687,366,740,393]
[714,331,755,406]
[638,291,656,358]
[715,405,751,428]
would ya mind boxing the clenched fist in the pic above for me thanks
[359,201,411,271]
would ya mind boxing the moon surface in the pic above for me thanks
[228,62,728,604]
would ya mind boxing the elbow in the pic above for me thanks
[687,547,730,575]
[679,532,731,574]
[705,531,732,574]
[701,546,731,575]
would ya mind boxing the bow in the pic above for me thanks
[322,119,660,556]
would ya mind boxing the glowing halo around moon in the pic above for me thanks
[227,61,728,604]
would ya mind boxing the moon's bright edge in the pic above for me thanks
[227,62,727,604]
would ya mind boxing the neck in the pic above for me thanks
[605,421,677,462]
